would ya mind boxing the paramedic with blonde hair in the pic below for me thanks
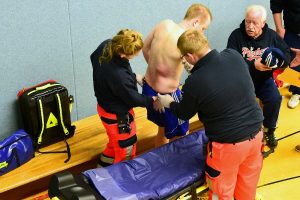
[91,29,159,166]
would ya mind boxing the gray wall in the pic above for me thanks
[0,0,274,140]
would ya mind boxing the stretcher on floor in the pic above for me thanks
[48,130,208,200]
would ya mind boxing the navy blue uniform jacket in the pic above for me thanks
[91,39,153,115]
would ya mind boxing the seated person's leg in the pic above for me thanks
[155,126,169,147]
[256,78,282,148]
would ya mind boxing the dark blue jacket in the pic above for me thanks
[91,39,153,115]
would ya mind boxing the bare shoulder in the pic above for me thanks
[156,19,183,36]
[160,19,175,25]
[156,19,176,29]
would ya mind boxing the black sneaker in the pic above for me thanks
[264,128,278,148]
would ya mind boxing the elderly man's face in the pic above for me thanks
[245,11,265,39]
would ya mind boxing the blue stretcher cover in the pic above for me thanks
[83,130,208,200]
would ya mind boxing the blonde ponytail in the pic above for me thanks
[99,29,143,64]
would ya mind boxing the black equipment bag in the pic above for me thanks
[17,80,75,162]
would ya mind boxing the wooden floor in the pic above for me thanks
[257,87,300,199]
[24,87,300,200]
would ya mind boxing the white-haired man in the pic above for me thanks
[227,5,291,153]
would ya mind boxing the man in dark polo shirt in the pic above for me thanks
[158,29,264,200]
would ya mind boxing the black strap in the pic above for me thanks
[54,93,71,162]
[101,113,134,125]
[37,139,71,163]
[100,116,117,124]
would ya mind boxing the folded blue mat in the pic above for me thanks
[83,130,208,200]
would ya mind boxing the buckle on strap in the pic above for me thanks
[117,113,134,134]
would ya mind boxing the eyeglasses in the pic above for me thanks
[180,54,186,60]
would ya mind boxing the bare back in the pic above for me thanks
[143,20,185,93]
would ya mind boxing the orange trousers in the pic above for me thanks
[206,130,263,200]
[97,105,137,164]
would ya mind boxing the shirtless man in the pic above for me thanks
[141,4,212,147]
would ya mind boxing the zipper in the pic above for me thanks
[28,83,61,95]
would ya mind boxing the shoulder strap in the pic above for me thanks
[37,98,45,145]
[55,93,69,136]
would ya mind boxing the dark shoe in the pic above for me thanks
[264,128,278,148]
[295,145,300,153]
[262,147,275,158]
[97,153,114,167]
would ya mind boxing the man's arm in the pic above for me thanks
[142,28,156,63]
[158,90,198,121]
[270,0,285,38]
[290,48,300,67]
[112,71,153,108]
[135,73,144,86]
[254,58,272,71]
[273,13,285,39]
